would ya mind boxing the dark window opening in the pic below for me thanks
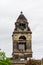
[19,23,26,27]
[19,23,26,30]
[19,36,26,40]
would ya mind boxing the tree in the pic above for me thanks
[0,49,11,65]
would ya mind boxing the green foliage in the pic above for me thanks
[0,49,11,65]
[0,51,6,60]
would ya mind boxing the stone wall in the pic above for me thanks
[13,33,31,41]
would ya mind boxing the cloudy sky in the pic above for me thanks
[0,0,43,59]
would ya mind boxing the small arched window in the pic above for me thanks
[19,36,26,40]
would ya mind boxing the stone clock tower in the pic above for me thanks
[12,12,32,61]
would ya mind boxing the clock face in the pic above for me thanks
[18,23,26,30]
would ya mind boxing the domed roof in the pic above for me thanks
[17,12,27,20]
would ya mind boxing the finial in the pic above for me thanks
[21,11,23,14]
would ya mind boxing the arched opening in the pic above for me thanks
[19,36,26,40]
[18,36,26,51]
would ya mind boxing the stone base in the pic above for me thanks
[11,60,27,65]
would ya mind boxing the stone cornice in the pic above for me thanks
[13,31,32,34]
